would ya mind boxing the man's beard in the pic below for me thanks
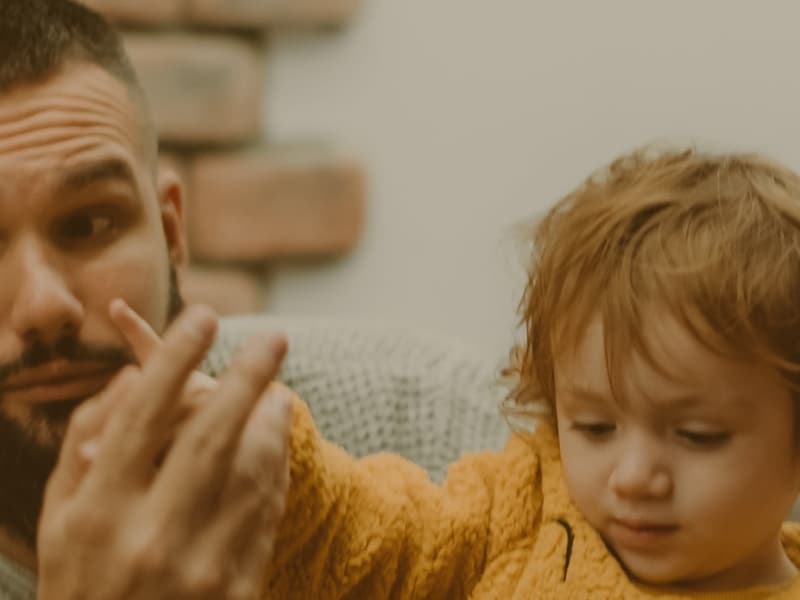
[0,265,185,550]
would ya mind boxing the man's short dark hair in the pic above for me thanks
[0,0,159,164]
[0,0,138,93]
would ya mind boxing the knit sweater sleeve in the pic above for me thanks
[261,395,508,600]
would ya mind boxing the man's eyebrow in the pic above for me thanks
[60,158,138,191]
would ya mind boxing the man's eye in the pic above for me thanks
[573,422,616,438]
[677,430,731,448]
[56,211,118,241]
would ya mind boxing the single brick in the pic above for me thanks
[188,149,365,261]
[181,266,264,315]
[188,0,361,28]
[124,33,264,145]
[78,0,184,24]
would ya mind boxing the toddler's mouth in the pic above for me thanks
[610,519,679,549]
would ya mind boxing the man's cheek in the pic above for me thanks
[82,257,171,333]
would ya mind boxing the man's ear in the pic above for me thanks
[157,166,188,275]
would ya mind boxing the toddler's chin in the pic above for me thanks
[610,544,701,589]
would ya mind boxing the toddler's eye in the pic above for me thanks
[573,422,616,439]
[677,430,731,448]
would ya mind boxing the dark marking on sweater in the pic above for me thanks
[555,519,574,582]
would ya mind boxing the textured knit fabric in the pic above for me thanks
[203,314,510,482]
[0,556,34,600]
[264,395,800,600]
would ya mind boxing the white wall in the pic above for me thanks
[263,0,800,360]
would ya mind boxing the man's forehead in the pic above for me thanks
[0,61,134,112]
[0,61,150,172]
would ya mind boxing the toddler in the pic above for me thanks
[264,148,800,599]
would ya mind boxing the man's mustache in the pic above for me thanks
[0,335,134,384]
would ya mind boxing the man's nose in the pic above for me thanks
[608,433,672,500]
[9,240,84,345]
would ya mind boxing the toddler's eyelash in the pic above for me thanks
[677,430,731,447]
[573,423,616,437]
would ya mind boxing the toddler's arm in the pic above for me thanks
[264,396,507,599]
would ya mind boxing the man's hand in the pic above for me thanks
[77,299,220,463]
[36,301,293,600]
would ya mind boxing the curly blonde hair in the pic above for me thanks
[504,147,800,420]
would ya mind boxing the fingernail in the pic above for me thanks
[108,298,126,317]
[184,307,215,340]
[80,440,99,461]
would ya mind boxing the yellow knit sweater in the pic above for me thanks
[262,396,800,599]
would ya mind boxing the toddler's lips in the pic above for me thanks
[609,519,679,550]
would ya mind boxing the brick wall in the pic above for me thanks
[79,0,366,315]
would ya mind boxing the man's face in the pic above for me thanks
[0,61,186,546]
[556,316,800,592]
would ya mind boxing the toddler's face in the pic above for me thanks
[555,317,800,592]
